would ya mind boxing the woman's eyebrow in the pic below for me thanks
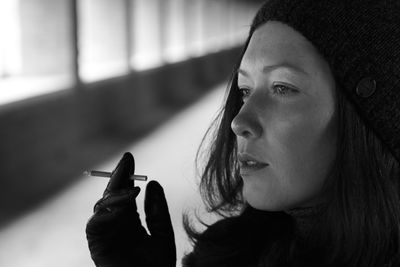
[238,62,310,77]
[263,62,309,76]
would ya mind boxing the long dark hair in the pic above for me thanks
[182,14,400,267]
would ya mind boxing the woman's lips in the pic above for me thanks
[238,153,269,175]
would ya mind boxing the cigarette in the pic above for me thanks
[84,170,148,181]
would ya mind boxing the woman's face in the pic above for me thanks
[231,21,338,211]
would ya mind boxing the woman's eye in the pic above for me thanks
[238,83,298,102]
[238,88,250,101]
[272,83,298,96]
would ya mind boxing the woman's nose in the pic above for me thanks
[231,105,263,139]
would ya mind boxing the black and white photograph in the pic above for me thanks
[0,0,399,266]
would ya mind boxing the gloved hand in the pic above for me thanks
[86,152,176,267]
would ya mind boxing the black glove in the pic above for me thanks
[86,152,176,267]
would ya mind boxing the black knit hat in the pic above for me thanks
[250,0,400,162]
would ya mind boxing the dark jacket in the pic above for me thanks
[182,206,396,267]
[181,207,296,267]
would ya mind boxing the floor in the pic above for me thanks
[0,83,226,267]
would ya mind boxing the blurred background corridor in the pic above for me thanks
[0,0,263,266]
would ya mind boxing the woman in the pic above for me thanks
[86,0,400,266]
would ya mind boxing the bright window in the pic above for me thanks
[0,0,74,106]
[182,0,205,57]
[78,0,129,82]
[202,0,226,53]
[0,0,260,106]
[162,0,187,63]
[130,0,163,70]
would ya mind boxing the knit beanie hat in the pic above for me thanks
[249,0,400,162]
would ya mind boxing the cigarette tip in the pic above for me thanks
[83,170,90,176]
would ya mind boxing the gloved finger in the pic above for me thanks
[86,203,148,241]
[87,187,145,236]
[144,181,175,241]
[94,187,141,213]
[105,152,135,194]
[86,206,127,236]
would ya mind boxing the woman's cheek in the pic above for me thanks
[264,115,324,207]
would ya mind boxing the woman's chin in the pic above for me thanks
[242,183,295,211]
[243,188,279,211]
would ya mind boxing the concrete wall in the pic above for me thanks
[0,47,242,226]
